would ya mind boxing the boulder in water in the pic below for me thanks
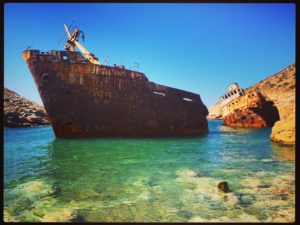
[218,181,230,193]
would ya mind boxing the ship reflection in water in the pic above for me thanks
[4,121,295,222]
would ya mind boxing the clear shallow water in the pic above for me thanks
[4,121,295,222]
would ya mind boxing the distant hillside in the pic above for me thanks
[4,88,50,127]
[207,102,222,120]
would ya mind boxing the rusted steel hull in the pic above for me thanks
[23,50,208,138]
[221,92,279,128]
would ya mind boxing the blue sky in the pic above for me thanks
[4,3,295,107]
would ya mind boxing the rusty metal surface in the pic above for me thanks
[222,92,280,128]
[23,50,208,138]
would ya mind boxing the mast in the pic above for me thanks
[63,24,100,65]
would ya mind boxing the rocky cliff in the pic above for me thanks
[245,64,295,145]
[207,102,222,120]
[245,64,295,120]
[4,88,50,127]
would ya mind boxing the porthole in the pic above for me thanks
[62,55,68,60]
[42,73,49,81]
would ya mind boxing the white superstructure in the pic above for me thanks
[218,83,245,107]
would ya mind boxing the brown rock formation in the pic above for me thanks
[246,64,295,145]
[4,88,50,127]
[270,115,295,145]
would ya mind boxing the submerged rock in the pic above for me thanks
[41,208,74,222]
[235,193,255,207]
[188,213,260,222]
[257,184,272,189]
[70,210,86,222]
[177,210,193,219]
[9,179,54,200]
[279,193,289,201]
[3,208,17,222]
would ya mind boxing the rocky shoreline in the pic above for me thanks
[4,88,50,127]
[270,115,295,145]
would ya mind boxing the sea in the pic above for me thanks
[4,120,295,222]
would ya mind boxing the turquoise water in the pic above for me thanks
[4,121,295,222]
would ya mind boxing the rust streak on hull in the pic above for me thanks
[221,91,279,128]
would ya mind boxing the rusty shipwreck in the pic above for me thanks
[22,25,208,138]
[218,83,279,127]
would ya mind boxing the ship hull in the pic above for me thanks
[23,50,208,138]
[221,91,279,128]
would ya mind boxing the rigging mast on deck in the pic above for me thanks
[63,24,100,65]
